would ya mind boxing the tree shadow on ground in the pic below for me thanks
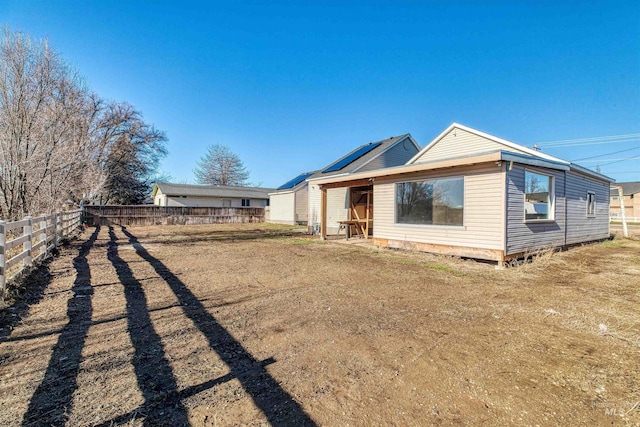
[21,226,100,427]
[120,226,316,426]
[106,226,190,426]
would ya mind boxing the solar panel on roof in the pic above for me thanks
[322,142,382,173]
[276,172,314,190]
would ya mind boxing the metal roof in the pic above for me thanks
[153,183,274,199]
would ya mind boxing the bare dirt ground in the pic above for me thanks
[0,223,638,426]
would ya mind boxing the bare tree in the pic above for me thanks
[0,29,168,218]
[194,144,249,186]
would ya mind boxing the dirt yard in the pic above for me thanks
[0,224,638,426]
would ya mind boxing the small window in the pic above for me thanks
[524,171,553,221]
[241,199,250,207]
[587,192,596,217]
[612,195,619,200]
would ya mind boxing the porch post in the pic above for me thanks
[320,185,327,240]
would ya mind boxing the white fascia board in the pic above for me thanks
[570,163,615,182]
[500,151,570,171]
[408,122,570,166]
[306,172,351,183]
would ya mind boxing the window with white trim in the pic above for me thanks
[396,177,464,226]
[524,171,553,221]
[242,199,250,207]
[587,192,596,217]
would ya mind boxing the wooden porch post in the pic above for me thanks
[320,185,327,240]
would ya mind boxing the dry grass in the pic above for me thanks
[0,223,638,426]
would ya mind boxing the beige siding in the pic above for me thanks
[373,164,504,250]
[294,186,309,224]
[268,192,296,224]
[358,138,419,172]
[413,128,529,164]
[505,165,566,254]
[565,172,610,244]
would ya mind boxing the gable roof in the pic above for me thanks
[408,123,569,165]
[611,181,640,196]
[152,182,274,199]
[270,134,420,194]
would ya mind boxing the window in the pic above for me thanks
[396,177,464,226]
[587,192,596,217]
[612,195,620,200]
[241,199,250,207]
[524,171,553,221]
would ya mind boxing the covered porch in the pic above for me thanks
[318,178,374,240]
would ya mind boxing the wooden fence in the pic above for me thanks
[82,205,265,226]
[0,210,82,299]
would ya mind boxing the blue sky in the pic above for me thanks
[2,1,639,186]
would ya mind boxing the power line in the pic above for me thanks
[536,138,640,148]
[534,133,640,147]
[571,146,640,162]
[598,154,640,167]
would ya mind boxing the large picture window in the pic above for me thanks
[396,177,464,226]
[524,171,553,220]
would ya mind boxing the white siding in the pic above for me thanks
[565,171,610,244]
[269,192,296,224]
[374,164,504,250]
[295,186,309,224]
[327,187,349,234]
[358,138,419,172]
[505,165,566,254]
[308,184,349,234]
[308,184,321,231]
[164,196,268,208]
[413,128,529,164]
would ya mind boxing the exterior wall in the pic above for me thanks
[308,184,321,232]
[308,184,349,234]
[164,196,268,208]
[268,192,296,224]
[327,187,349,234]
[357,138,419,172]
[505,164,566,255]
[373,164,505,254]
[565,171,610,244]
[610,194,639,219]
[294,186,309,224]
[153,194,168,206]
[412,127,529,164]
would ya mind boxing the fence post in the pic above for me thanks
[41,217,48,258]
[53,213,58,248]
[0,221,5,300]
[24,216,33,267]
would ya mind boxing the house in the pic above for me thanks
[152,182,274,208]
[610,182,640,220]
[269,134,421,228]
[309,123,612,263]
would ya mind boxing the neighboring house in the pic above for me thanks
[269,134,421,228]
[610,182,640,220]
[152,183,274,208]
[310,123,612,262]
